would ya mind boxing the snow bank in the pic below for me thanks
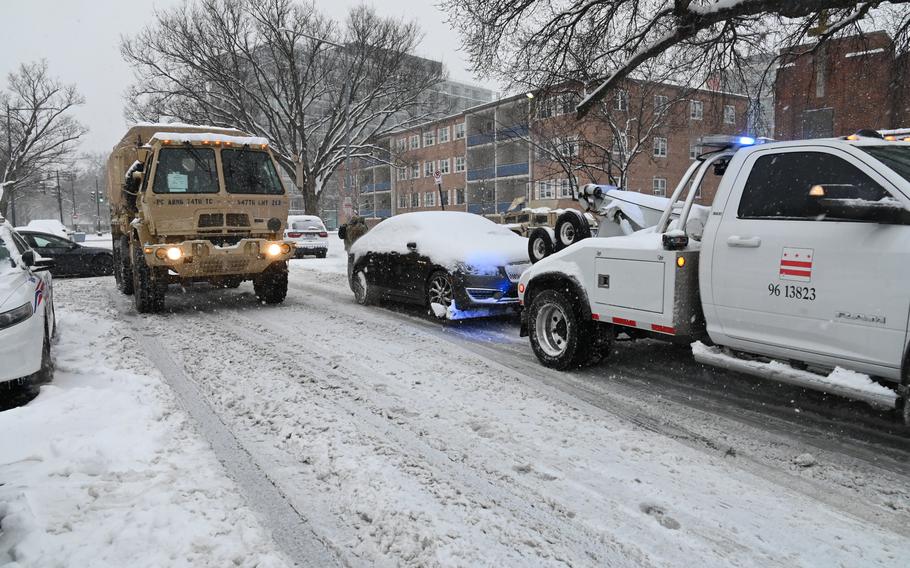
[350,212,529,270]
[0,300,288,567]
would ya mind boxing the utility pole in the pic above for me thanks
[94,177,102,233]
[5,102,14,226]
[70,173,77,230]
[55,170,64,223]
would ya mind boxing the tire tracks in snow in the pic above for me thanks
[285,276,910,537]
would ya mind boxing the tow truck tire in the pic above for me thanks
[528,289,596,370]
[114,235,134,295]
[528,228,554,263]
[132,240,166,314]
[554,211,591,251]
[254,262,289,304]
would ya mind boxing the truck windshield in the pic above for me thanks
[152,147,219,194]
[222,149,284,195]
[860,146,910,183]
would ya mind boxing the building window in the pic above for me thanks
[653,177,667,196]
[397,167,406,181]
[536,179,555,200]
[398,193,409,209]
[397,138,406,152]
[562,136,579,157]
[423,160,434,177]
[653,136,668,158]
[689,141,700,160]
[411,192,420,208]
[424,191,436,207]
[411,163,420,178]
[438,126,450,143]
[612,132,628,156]
[455,122,465,139]
[452,187,464,205]
[439,158,451,175]
[423,130,435,146]
[614,89,628,111]
[654,94,668,110]
[690,100,703,120]
[440,190,449,206]
[454,156,466,172]
[558,178,572,198]
[409,134,420,149]
[724,104,736,124]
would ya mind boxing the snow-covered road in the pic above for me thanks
[4,235,910,567]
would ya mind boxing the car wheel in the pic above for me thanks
[528,228,554,263]
[427,271,454,312]
[317,250,327,259]
[351,267,376,305]
[94,254,114,276]
[554,211,591,251]
[528,289,596,370]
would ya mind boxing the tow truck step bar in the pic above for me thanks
[692,342,897,410]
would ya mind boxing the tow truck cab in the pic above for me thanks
[518,133,910,417]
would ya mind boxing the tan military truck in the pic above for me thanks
[107,124,295,313]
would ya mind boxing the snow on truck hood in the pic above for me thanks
[351,212,529,269]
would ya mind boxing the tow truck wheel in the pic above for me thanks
[528,289,596,370]
[254,262,288,304]
[554,211,591,251]
[528,228,554,263]
[131,240,166,313]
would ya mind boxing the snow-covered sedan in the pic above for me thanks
[0,223,56,390]
[285,214,329,258]
[348,212,531,319]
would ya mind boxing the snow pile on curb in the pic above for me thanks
[0,303,288,567]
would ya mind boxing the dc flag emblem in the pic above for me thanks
[779,247,813,282]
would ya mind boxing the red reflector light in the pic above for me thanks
[651,324,675,335]
[288,232,302,238]
[612,317,637,327]
[518,283,525,294]
[591,313,599,320]
[318,232,328,238]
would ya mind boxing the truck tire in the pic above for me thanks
[528,228,554,263]
[554,210,591,251]
[528,288,596,370]
[254,262,288,304]
[131,240,166,313]
[114,235,134,295]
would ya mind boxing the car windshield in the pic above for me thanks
[222,149,284,195]
[860,145,910,183]
[152,147,219,194]
[291,220,324,231]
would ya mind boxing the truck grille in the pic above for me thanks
[198,213,224,228]
[198,213,251,228]
[226,214,250,227]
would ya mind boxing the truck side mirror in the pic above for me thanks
[131,170,144,183]
[809,186,910,224]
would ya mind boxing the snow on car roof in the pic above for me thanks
[351,211,529,269]
[24,219,70,238]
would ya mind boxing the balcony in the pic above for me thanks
[496,162,529,178]
[466,166,496,181]
[497,125,529,141]
[467,132,495,147]
[361,181,392,193]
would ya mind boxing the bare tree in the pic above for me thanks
[0,61,87,220]
[443,0,910,117]
[122,0,446,214]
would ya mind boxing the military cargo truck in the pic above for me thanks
[107,124,295,313]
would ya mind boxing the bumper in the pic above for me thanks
[0,310,43,383]
[292,241,328,256]
[447,273,521,319]
[142,239,295,278]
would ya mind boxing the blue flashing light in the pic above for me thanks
[737,136,756,146]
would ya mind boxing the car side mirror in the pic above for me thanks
[406,242,417,252]
[809,186,910,224]
[338,225,347,240]
[33,258,55,271]
[21,250,35,266]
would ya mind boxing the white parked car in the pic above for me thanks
[0,223,56,389]
[285,215,328,258]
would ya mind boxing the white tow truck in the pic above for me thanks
[517,132,910,424]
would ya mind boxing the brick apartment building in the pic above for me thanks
[775,31,910,139]
[349,81,747,221]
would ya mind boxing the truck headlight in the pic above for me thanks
[266,243,291,257]
[165,247,182,261]
[0,303,33,330]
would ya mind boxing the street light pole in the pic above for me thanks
[94,177,102,233]
[55,170,64,224]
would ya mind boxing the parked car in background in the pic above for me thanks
[23,219,70,239]
[0,223,56,391]
[286,215,328,258]
[348,211,531,319]
[17,230,114,277]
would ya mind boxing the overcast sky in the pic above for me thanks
[0,0,493,155]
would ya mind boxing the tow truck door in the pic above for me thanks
[710,147,910,377]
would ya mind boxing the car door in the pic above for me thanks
[711,147,910,376]
[23,233,77,275]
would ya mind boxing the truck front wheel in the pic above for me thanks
[114,235,134,295]
[131,241,166,313]
[528,289,597,370]
[254,262,288,304]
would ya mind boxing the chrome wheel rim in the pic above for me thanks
[559,223,575,245]
[535,303,569,357]
[428,274,453,306]
[353,271,367,303]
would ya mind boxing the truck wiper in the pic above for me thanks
[182,142,214,176]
